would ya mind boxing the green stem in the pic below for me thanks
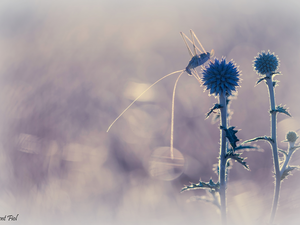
[219,92,227,225]
[266,75,281,224]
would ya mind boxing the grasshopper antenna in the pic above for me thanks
[180,32,203,55]
[106,69,185,132]
[190,30,197,56]
[190,29,207,53]
[180,32,193,58]
[170,71,184,159]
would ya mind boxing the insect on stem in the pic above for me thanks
[107,30,213,161]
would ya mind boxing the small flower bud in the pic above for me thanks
[286,131,298,143]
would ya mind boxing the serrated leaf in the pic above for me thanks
[243,136,274,144]
[181,179,220,193]
[226,98,230,105]
[220,126,239,150]
[234,145,258,151]
[281,166,300,180]
[271,72,281,76]
[256,76,269,85]
[270,105,291,117]
[206,103,222,118]
[225,151,249,170]
[278,149,288,157]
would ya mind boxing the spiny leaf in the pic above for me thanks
[181,179,220,193]
[270,72,281,76]
[209,96,231,123]
[278,149,288,157]
[220,126,239,150]
[206,104,222,118]
[243,136,274,144]
[270,105,291,117]
[234,145,258,151]
[226,97,231,105]
[225,150,249,170]
[281,166,300,180]
[256,76,269,85]
[231,144,263,153]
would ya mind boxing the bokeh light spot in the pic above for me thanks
[148,146,184,181]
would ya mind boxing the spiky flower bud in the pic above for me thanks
[253,51,279,75]
[202,58,240,96]
[286,131,298,143]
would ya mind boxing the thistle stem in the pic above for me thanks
[219,92,227,225]
[280,142,295,178]
[266,75,281,224]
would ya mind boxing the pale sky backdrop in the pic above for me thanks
[0,0,300,224]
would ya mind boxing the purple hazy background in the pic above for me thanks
[1,0,300,224]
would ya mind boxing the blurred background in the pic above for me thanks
[0,0,300,224]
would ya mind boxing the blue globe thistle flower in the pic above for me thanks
[202,58,240,96]
[253,51,279,75]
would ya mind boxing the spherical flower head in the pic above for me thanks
[253,51,279,75]
[202,58,240,96]
[285,131,298,143]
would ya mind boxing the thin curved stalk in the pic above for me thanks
[170,71,184,159]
